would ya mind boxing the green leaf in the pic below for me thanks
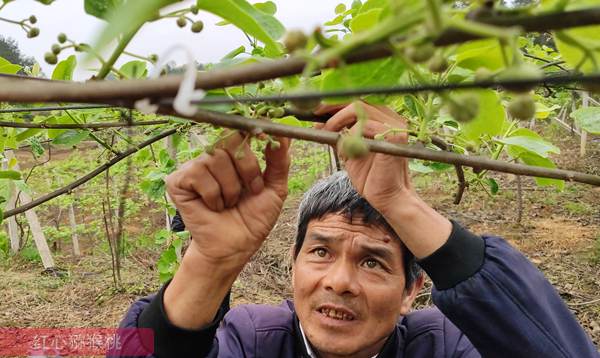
[84,0,124,20]
[409,160,434,173]
[15,128,43,142]
[274,116,303,127]
[254,1,277,15]
[570,107,600,134]
[196,0,285,57]
[458,90,507,143]
[154,229,170,245]
[221,45,246,60]
[487,178,499,195]
[515,152,564,190]
[46,115,71,139]
[554,26,600,72]
[157,246,179,283]
[0,56,22,74]
[140,179,165,200]
[497,135,560,158]
[157,247,177,271]
[0,171,21,180]
[335,3,346,14]
[325,14,345,26]
[52,130,89,146]
[14,180,32,196]
[357,0,388,13]
[0,64,21,75]
[92,0,177,59]
[51,55,77,81]
[216,1,277,26]
[119,60,147,79]
[455,39,509,71]
[349,8,382,33]
[535,102,560,119]
[320,57,405,103]
[172,238,183,252]
[428,162,453,171]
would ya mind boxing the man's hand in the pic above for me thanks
[163,132,290,329]
[316,103,412,215]
[166,131,291,267]
[317,102,452,259]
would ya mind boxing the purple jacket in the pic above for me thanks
[115,225,599,357]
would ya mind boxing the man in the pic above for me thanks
[117,103,598,357]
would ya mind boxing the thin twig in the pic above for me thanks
[517,175,523,224]
[0,104,112,113]
[0,120,168,129]
[1,7,599,105]
[522,53,569,72]
[3,72,600,106]
[156,107,600,187]
[3,128,177,219]
[568,297,600,307]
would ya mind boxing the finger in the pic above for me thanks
[321,103,383,132]
[221,131,264,195]
[375,105,399,117]
[350,120,389,139]
[373,105,409,130]
[263,137,291,199]
[358,119,408,144]
[205,149,243,208]
[321,104,360,132]
[167,158,225,212]
[314,103,348,115]
[314,122,325,130]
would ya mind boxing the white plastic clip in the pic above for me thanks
[135,45,206,116]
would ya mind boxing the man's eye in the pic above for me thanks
[363,259,380,269]
[313,248,327,258]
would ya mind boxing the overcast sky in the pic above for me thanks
[1,0,347,80]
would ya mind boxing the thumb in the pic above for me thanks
[263,137,291,198]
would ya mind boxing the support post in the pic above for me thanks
[4,151,55,268]
[580,92,589,157]
[1,156,20,253]
[68,202,81,256]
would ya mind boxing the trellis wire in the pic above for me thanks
[0,104,112,113]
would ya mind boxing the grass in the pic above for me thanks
[564,201,592,216]
[592,234,600,265]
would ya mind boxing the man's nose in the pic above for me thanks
[322,259,360,296]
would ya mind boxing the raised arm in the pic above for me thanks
[320,102,597,357]
[119,131,291,357]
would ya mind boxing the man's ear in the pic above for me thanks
[399,273,425,315]
[290,245,296,286]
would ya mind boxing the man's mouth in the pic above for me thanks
[317,306,356,321]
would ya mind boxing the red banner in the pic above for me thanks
[0,328,153,356]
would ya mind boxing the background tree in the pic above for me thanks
[0,36,35,71]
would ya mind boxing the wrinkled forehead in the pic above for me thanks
[306,213,398,246]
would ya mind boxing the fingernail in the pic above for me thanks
[250,176,264,194]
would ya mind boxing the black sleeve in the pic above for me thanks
[417,220,485,290]
[137,281,230,357]
[170,211,186,232]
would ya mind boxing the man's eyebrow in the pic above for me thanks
[359,244,395,263]
[306,233,397,262]
[305,233,339,244]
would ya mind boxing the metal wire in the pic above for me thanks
[0,104,114,114]
[179,73,600,106]
[1,74,598,112]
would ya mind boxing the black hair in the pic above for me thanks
[294,171,422,289]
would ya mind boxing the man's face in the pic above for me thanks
[292,213,420,358]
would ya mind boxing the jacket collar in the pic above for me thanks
[291,311,405,358]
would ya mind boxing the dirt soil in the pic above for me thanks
[0,126,599,353]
